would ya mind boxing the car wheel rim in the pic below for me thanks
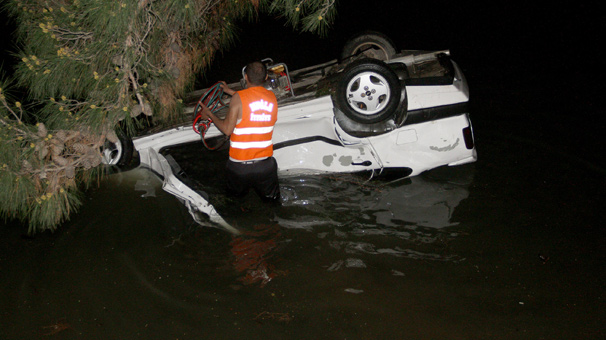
[101,140,123,165]
[346,71,391,115]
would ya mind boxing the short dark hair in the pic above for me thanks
[245,61,267,86]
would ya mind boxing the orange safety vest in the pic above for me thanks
[229,86,278,162]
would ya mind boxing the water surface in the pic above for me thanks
[1,117,604,339]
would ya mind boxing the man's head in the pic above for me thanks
[244,61,267,86]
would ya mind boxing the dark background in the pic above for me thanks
[1,1,603,167]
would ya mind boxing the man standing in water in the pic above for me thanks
[198,61,280,201]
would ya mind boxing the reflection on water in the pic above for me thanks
[161,162,474,292]
[272,166,473,265]
[143,156,474,294]
[152,155,476,294]
[161,141,475,284]
[230,224,283,287]
[278,171,470,229]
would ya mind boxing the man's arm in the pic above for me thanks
[200,93,241,136]
[219,81,236,96]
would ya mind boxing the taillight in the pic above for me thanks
[463,126,474,149]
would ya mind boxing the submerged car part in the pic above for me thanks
[101,129,133,168]
[133,129,239,234]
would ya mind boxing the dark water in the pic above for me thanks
[1,108,604,338]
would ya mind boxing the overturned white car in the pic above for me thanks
[103,33,477,231]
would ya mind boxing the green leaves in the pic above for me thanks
[268,0,337,35]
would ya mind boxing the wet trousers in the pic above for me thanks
[226,157,280,201]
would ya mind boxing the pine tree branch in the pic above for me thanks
[0,98,28,134]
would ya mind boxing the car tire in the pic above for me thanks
[340,31,397,62]
[101,129,134,169]
[335,58,402,124]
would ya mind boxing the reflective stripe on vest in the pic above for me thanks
[229,86,278,161]
[233,126,275,135]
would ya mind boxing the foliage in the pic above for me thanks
[1,81,87,233]
[269,0,337,35]
[1,0,337,233]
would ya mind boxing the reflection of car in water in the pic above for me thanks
[103,32,477,231]
[252,166,475,269]
[223,166,474,285]
[275,165,473,231]
[371,167,473,229]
